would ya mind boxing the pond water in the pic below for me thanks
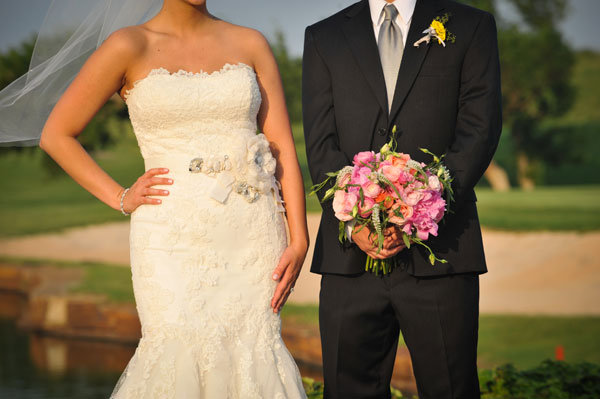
[0,288,322,399]
[0,319,127,399]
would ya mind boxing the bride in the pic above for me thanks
[21,0,309,397]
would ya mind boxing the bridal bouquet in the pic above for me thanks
[309,127,454,275]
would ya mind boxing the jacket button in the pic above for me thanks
[377,127,387,136]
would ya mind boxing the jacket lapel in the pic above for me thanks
[388,0,445,122]
[342,0,388,114]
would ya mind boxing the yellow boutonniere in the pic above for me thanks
[414,13,456,48]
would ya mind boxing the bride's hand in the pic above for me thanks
[120,168,173,214]
[270,241,308,313]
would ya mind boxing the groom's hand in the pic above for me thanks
[352,225,405,259]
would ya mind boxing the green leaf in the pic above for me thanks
[402,233,411,249]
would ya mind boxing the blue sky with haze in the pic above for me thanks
[0,0,598,57]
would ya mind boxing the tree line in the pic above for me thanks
[0,0,593,189]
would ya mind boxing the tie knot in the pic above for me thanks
[383,4,399,21]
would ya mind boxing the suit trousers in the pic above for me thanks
[319,267,481,399]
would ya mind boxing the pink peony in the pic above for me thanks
[332,190,358,222]
[414,216,439,240]
[414,191,446,222]
[353,151,375,167]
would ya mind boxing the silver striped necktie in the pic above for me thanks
[377,4,404,112]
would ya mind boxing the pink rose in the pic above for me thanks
[358,197,376,217]
[332,190,358,222]
[389,214,405,226]
[381,164,403,183]
[391,154,411,169]
[402,189,424,206]
[362,180,382,198]
[389,202,413,226]
[353,151,375,167]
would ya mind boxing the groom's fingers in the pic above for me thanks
[368,243,405,259]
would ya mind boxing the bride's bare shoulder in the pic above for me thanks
[99,25,149,60]
[218,21,271,55]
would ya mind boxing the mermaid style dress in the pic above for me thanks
[109,62,306,399]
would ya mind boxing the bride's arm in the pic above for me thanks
[249,31,310,313]
[39,28,171,214]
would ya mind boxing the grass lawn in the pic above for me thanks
[474,185,600,231]
[0,136,145,237]
[1,125,599,237]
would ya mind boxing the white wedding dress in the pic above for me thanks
[109,62,306,399]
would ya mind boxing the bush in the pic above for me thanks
[303,361,600,399]
[480,360,600,399]
[302,378,409,399]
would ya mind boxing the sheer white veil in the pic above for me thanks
[0,0,163,147]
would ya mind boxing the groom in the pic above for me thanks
[302,0,501,398]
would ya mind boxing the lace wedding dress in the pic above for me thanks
[109,62,306,399]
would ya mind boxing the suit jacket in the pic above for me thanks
[302,0,502,276]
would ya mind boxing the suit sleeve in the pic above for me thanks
[443,12,502,209]
[302,26,351,203]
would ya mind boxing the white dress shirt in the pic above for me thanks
[346,0,417,243]
[369,0,417,45]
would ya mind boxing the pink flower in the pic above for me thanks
[358,197,376,217]
[389,202,413,226]
[338,171,352,188]
[389,182,404,198]
[351,166,372,186]
[428,175,442,192]
[389,214,405,226]
[353,151,375,167]
[415,191,446,222]
[414,216,439,240]
[402,189,424,206]
[391,154,411,169]
[381,164,403,183]
[362,180,382,198]
[332,190,358,222]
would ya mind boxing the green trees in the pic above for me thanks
[463,0,577,189]
[498,0,575,189]
[271,30,303,125]
[0,36,131,175]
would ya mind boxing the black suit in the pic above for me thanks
[302,0,502,398]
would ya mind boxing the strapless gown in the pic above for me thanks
[109,62,306,399]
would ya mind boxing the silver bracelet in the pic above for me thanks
[120,187,131,216]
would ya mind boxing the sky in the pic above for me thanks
[0,0,599,57]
